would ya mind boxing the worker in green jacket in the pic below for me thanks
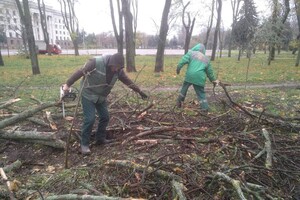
[176,43,220,111]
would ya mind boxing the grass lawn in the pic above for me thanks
[0,51,299,116]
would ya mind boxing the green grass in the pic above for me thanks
[0,51,299,113]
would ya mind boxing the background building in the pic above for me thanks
[0,0,71,49]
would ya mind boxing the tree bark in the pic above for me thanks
[109,0,124,54]
[122,0,136,72]
[154,0,172,73]
[0,102,58,129]
[211,0,222,61]
[16,0,40,74]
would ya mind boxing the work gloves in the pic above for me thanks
[176,67,180,75]
[139,91,148,100]
[212,80,220,86]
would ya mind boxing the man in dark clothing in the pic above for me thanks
[62,53,148,154]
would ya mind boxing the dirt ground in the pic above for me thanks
[1,85,300,199]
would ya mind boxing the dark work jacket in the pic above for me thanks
[66,55,142,103]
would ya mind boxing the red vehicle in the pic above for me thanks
[36,41,62,54]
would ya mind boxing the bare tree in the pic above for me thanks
[0,30,5,66]
[58,0,80,56]
[268,0,290,65]
[211,0,222,61]
[155,0,172,73]
[294,0,300,66]
[181,1,196,54]
[228,0,241,57]
[37,0,51,55]
[122,0,136,72]
[204,0,215,48]
[109,0,124,54]
[15,0,40,75]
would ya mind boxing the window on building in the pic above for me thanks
[10,40,14,45]
[9,32,12,37]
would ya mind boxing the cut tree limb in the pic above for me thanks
[0,102,58,129]
[0,168,17,200]
[106,159,181,181]
[40,194,146,200]
[0,98,21,109]
[0,129,65,149]
[171,179,187,200]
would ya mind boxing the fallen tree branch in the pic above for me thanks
[0,102,58,129]
[0,168,17,200]
[105,159,181,181]
[0,129,65,149]
[2,160,22,173]
[171,179,187,200]
[0,98,21,109]
[40,194,146,200]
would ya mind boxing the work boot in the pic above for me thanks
[176,101,182,108]
[94,139,113,145]
[80,145,91,155]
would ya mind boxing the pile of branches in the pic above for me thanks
[0,84,299,199]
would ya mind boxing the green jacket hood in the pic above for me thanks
[191,43,206,54]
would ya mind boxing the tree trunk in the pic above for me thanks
[204,0,215,48]
[154,0,172,73]
[211,0,222,61]
[0,47,4,66]
[110,0,124,54]
[23,0,40,74]
[295,1,300,66]
[122,0,136,72]
[15,0,40,74]
[37,0,51,55]
[228,0,241,57]
[0,102,58,129]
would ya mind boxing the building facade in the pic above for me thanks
[0,0,71,49]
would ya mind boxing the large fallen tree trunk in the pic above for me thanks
[0,102,58,129]
[0,130,66,149]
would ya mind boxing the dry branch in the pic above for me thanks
[122,126,198,144]
[40,194,145,200]
[0,102,58,129]
[171,179,187,200]
[0,129,65,149]
[2,160,22,173]
[0,98,21,109]
[0,168,17,200]
[105,159,181,181]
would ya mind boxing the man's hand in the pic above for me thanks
[62,84,70,92]
[176,67,180,75]
[139,91,148,100]
[212,80,220,86]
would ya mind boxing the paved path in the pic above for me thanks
[150,82,300,92]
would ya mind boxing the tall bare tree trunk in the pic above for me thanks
[182,2,196,54]
[0,48,3,66]
[228,0,241,57]
[58,0,80,56]
[295,0,300,66]
[211,0,222,61]
[204,0,215,48]
[155,0,172,73]
[122,0,136,72]
[16,0,40,75]
[37,0,51,55]
[110,0,123,54]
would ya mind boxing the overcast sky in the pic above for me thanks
[44,0,269,36]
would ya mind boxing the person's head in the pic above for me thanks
[108,53,124,72]
[191,43,206,54]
